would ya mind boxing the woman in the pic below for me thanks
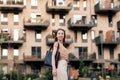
[52,28,78,80]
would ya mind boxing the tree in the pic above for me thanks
[79,60,89,77]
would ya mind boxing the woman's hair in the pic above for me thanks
[55,28,66,45]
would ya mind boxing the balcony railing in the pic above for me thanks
[46,34,73,45]
[23,55,43,62]
[68,18,94,31]
[95,35,118,47]
[95,2,120,15]
[46,1,72,14]
[0,33,24,46]
[24,18,50,30]
[0,0,24,12]
[69,52,96,61]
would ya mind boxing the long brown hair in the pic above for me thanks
[55,28,66,46]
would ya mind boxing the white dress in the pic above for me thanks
[53,60,68,80]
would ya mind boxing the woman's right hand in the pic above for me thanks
[52,68,57,76]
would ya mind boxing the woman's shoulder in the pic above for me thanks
[53,41,58,47]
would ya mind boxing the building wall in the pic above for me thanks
[0,0,120,74]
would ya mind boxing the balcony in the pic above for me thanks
[0,33,24,46]
[69,52,96,62]
[24,55,43,62]
[95,36,118,48]
[24,18,50,30]
[69,53,96,68]
[46,1,72,14]
[0,0,24,13]
[46,34,73,45]
[68,18,94,31]
[95,2,120,15]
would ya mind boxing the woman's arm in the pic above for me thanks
[52,42,59,76]
[52,42,58,69]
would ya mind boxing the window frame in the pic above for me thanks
[31,46,41,58]
[81,31,88,42]
[35,30,41,42]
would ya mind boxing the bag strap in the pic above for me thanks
[57,42,59,51]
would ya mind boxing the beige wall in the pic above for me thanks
[0,0,120,72]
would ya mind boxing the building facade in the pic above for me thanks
[0,0,120,78]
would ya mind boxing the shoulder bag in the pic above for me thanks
[44,43,60,68]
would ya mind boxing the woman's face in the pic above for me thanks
[57,30,64,41]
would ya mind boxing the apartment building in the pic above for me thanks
[0,0,120,78]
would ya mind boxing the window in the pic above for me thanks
[1,13,8,22]
[52,0,56,6]
[14,47,19,56]
[83,0,87,10]
[31,0,37,8]
[75,31,77,42]
[73,14,82,24]
[14,14,19,25]
[109,48,114,59]
[108,15,113,27]
[59,14,65,26]
[31,0,37,6]
[24,0,26,6]
[31,47,41,58]
[81,16,86,24]
[73,15,86,24]
[3,0,7,4]
[111,0,114,8]
[82,32,87,42]
[23,29,26,42]
[2,48,8,56]
[98,30,104,59]
[52,14,55,26]
[35,30,41,42]
[99,30,103,41]
[98,46,102,58]
[74,47,79,59]
[31,13,36,23]
[75,47,88,59]
[73,0,80,10]
[91,30,95,41]
[14,29,19,41]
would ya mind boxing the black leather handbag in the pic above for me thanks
[44,43,60,68]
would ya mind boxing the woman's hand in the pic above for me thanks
[52,68,57,76]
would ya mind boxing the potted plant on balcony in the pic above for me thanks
[66,34,70,39]
[0,38,4,44]
[0,33,5,44]
[47,34,53,38]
